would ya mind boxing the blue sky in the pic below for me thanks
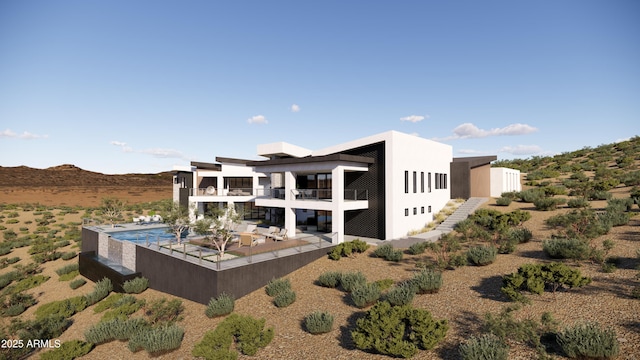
[1,1,638,174]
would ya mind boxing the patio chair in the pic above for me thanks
[239,233,259,247]
[272,228,288,241]
[245,224,257,233]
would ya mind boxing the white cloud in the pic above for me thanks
[110,140,133,153]
[400,115,428,123]
[140,148,188,159]
[290,104,300,112]
[1,128,49,139]
[247,115,268,124]
[435,122,538,141]
[498,145,543,156]
[457,149,486,155]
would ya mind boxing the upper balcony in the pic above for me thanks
[190,187,255,197]
[255,188,368,201]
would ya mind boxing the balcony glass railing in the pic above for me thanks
[253,188,368,201]
[191,188,254,196]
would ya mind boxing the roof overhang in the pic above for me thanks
[247,153,374,167]
[452,156,498,169]
[257,142,312,158]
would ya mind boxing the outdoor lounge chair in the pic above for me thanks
[271,228,288,241]
[239,233,260,247]
[245,224,257,233]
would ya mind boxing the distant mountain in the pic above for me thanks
[0,164,173,187]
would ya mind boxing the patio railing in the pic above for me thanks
[191,188,254,196]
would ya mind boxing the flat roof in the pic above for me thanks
[247,153,375,167]
[190,161,221,171]
[452,155,497,168]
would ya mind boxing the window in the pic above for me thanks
[413,171,417,193]
[404,171,408,193]
[413,207,417,215]
[428,172,431,192]
[421,206,424,214]
[428,206,432,213]
[421,172,424,193]
[435,173,440,189]
[405,208,409,216]
[443,174,448,189]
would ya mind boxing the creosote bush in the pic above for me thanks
[408,241,429,255]
[384,283,415,306]
[495,197,512,206]
[192,313,274,359]
[373,243,403,262]
[128,324,185,354]
[273,289,296,308]
[340,271,367,293]
[557,322,619,359]
[317,271,342,288]
[409,269,443,294]
[123,277,149,294]
[543,238,590,260]
[350,283,381,308]
[205,293,235,318]
[328,239,370,260]
[502,263,591,303]
[467,245,498,266]
[304,311,334,334]
[459,334,509,360]
[351,301,448,358]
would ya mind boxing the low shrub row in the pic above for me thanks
[192,313,274,359]
[265,277,296,308]
[328,239,370,260]
[502,263,591,303]
[373,244,403,262]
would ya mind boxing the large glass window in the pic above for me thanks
[421,172,424,193]
[317,210,332,232]
[404,171,409,193]
[317,173,332,199]
[413,171,417,193]
[428,172,432,192]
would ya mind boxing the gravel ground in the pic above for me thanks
[2,197,639,359]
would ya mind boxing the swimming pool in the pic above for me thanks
[107,227,182,244]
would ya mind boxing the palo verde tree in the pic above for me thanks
[193,204,242,259]
[162,202,191,244]
[100,197,126,227]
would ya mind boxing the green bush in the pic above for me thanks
[85,278,112,305]
[265,277,291,297]
[317,271,342,288]
[58,270,79,281]
[84,318,149,344]
[61,251,77,260]
[543,238,590,260]
[557,322,619,359]
[567,197,590,208]
[123,277,149,294]
[101,296,145,322]
[518,189,545,203]
[35,296,88,320]
[128,324,184,354]
[385,284,415,306]
[304,311,334,334]
[328,239,370,260]
[495,197,512,206]
[340,271,367,293]
[144,298,184,326]
[40,340,94,360]
[374,278,395,291]
[409,269,443,294]
[192,313,274,359]
[467,246,498,266]
[407,241,429,255]
[534,197,567,211]
[351,301,448,358]
[273,289,296,308]
[502,263,591,303]
[350,283,381,308]
[459,334,509,360]
[545,210,611,240]
[587,190,612,201]
[507,227,533,244]
[206,293,235,318]
[1,293,36,317]
[3,274,50,294]
[93,293,125,313]
[70,278,87,290]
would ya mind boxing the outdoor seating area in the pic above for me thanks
[132,214,163,225]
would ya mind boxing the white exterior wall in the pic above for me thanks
[490,167,522,197]
[384,132,453,239]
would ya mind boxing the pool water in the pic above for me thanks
[107,227,184,244]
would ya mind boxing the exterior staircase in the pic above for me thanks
[434,197,488,233]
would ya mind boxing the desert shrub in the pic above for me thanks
[273,288,296,308]
[304,311,334,334]
[70,278,87,289]
[599,210,631,227]
[0,257,19,269]
[373,243,403,261]
[85,278,112,305]
[10,315,72,357]
[3,229,17,241]
[351,301,448,358]
[467,245,498,266]
[587,190,612,201]
[606,197,633,212]
[61,251,77,260]
[557,322,619,359]
[567,197,590,208]
[632,286,640,299]
[0,246,11,256]
[100,296,145,322]
[621,170,640,186]
[340,271,367,293]
[517,188,545,203]
[534,197,567,211]
[3,274,50,295]
[495,197,512,206]
[317,271,342,288]
[542,185,567,196]
[144,298,184,326]
[448,253,468,268]
[374,278,395,291]
[40,340,94,360]
[93,293,125,313]
[35,296,88,320]
[497,238,517,254]
[350,283,381,308]
[123,277,149,294]
[58,270,79,281]
[459,334,509,360]
[545,210,611,240]
[507,227,533,244]
[128,324,184,354]
[1,292,37,317]
[5,219,19,224]
[84,318,149,344]
[385,283,415,306]
[501,263,591,303]
[192,313,274,359]
[543,238,590,260]
[265,277,291,297]
[409,269,443,294]
[206,293,235,318]
[407,241,429,255]
[328,239,370,260]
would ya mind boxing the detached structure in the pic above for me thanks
[490,167,522,197]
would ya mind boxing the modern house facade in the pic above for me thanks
[174,130,455,242]
[490,167,522,197]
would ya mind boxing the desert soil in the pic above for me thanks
[1,186,639,359]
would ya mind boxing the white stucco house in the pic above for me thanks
[490,167,522,197]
